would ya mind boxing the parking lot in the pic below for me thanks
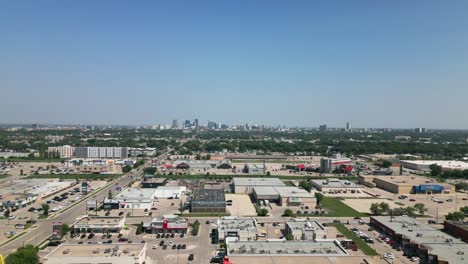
[225,194,256,217]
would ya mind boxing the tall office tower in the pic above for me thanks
[319,124,327,132]
[194,118,199,129]
[184,120,191,129]
[172,119,179,129]
[346,122,350,131]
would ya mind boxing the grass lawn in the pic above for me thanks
[320,197,367,217]
[330,223,379,256]
[26,174,121,180]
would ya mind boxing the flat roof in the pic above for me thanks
[217,217,257,232]
[286,219,325,232]
[372,216,468,263]
[227,240,348,256]
[45,243,145,258]
[115,188,156,201]
[311,178,362,188]
[75,216,124,227]
[142,178,166,184]
[401,160,468,170]
[445,220,468,231]
[254,186,314,198]
[233,178,286,187]
[192,189,225,206]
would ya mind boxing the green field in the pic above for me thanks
[319,197,367,217]
[331,223,379,256]
[26,174,121,180]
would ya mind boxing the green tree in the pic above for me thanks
[135,221,144,235]
[379,202,390,214]
[282,208,294,217]
[257,208,268,217]
[315,192,324,206]
[122,165,132,173]
[370,203,382,216]
[61,224,70,237]
[5,245,39,264]
[429,164,443,176]
[446,211,465,221]
[381,160,392,168]
[42,203,49,217]
[455,182,468,192]
[299,180,312,192]
[108,189,113,200]
[414,203,427,216]
[285,233,294,240]
[459,206,468,215]
[4,208,10,218]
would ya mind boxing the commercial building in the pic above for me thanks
[320,155,352,173]
[74,146,128,159]
[285,219,326,240]
[241,164,265,174]
[128,147,156,157]
[232,177,286,194]
[310,178,363,193]
[252,186,316,207]
[358,175,455,194]
[191,189,226,213]
[401,160,468,172]
[215,217,257,243]
[226,240,347,257]
[47,145,74,158]
[153,186,186,199]
[370,216,468,264]
[172,159,232,170]
[443,221,468,243]
[114,188,157,210]
[43,243,147,264]
[141,178,167,188]
[145,215,189,234]
[73,216,125,233]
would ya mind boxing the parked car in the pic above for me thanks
[410,257,420,262]
[384,253,395,259]
[188,254,194,261]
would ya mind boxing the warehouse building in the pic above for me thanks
[285,219,326,240]
[44,243,147,264]
[215,217,258,243]
[145,215,189,234]
[443,221,468,243]
[141,178,167,188]
[252,186,316,207]
[153,186,186,199]
[73,216,125,233]
[401,160,468,172]
[358,175,455,194]
[310,178,363,193]
[226,240,348,257]
[114,188,157,210]
[232,177,285,194]
[191,189,226,213]
[370,216,468,264]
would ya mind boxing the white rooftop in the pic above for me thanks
[233,178,285,187]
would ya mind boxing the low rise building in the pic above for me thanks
[320,155,352,173]
[73,216,125,233]
[215,217,257,243]
[145,215,189,234]
[43,243,146,264]
[358,175,455,194]
[191,189,226,213]
[370,216,468,264]
[252,186,316,207]
[114,188,157,210]
[153,186,186,199]
[310,178,363,193]
[401,160,468,172]
[141,178,167,188]
[285,219,326,240]
[443,221,468,243]
[232,177,285,194]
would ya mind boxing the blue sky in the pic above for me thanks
[1,1,467,128]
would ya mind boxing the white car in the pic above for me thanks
[410,257,420,262]
[169,241,174,246]
[8,215,16,220]
[152,245,158,249]
[384,253,395,259]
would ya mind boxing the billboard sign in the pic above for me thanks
[52,221,63,238]
[87,200,97,209]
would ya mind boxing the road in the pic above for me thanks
[0,151,169,256]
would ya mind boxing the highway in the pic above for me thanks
[0,151,169,256]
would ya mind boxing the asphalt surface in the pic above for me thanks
[0,153,169,256]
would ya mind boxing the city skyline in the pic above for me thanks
[2,1,468,128]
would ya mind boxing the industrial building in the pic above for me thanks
[310,178,363,193]
[320,155,352,173]
[73,216,126,233]
[401,160,468,171]
[252,186,316,207]
[232,177,286,194]
[358,175,455,194]
[215,217,258,243]
[74,146,128,159]
[443,221,468,243]
[191,189,226,213]
[141,178,167,188]
[285,219,326,240]
[43,243,147,264]
[114,188,157,210]
[172,159,231,170]
[370,216,468,264]
[144,215,189,234]
[226,240,348,257]
[153,186,186,199]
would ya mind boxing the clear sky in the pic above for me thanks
[1,0,467,128]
